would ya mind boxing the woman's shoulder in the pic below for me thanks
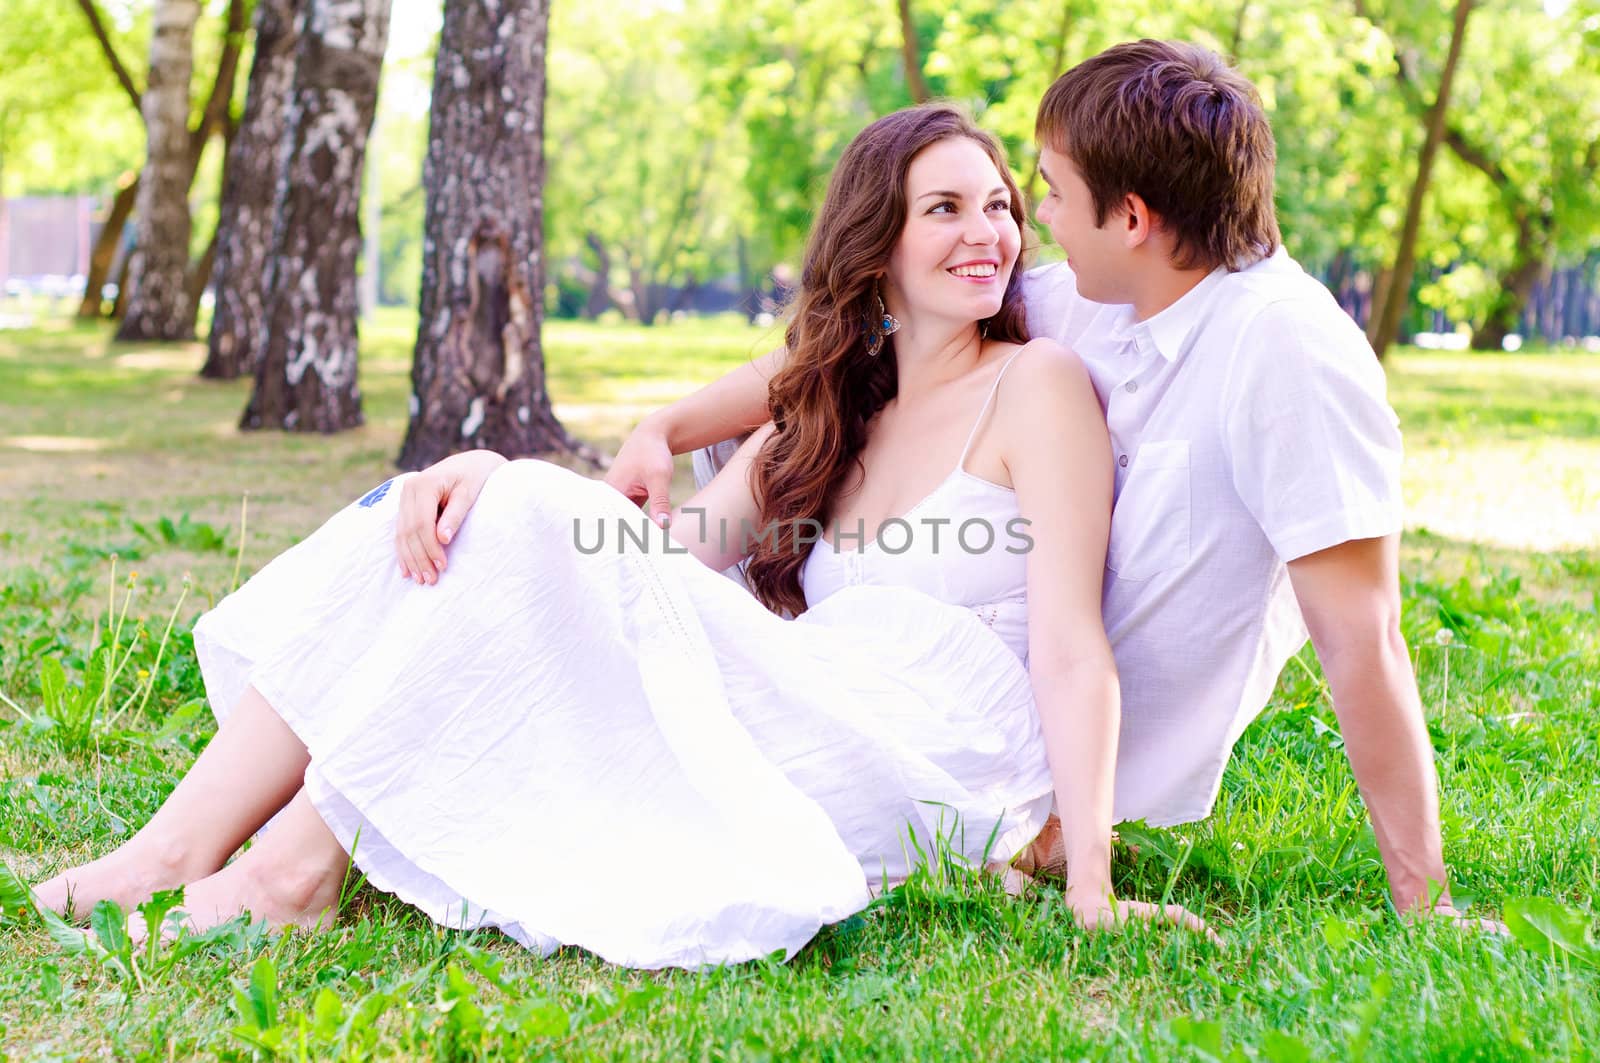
[991,337,1096,410]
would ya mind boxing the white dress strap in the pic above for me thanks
[956,347,1029,470]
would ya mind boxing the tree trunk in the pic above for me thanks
[398,0,601,471]
[1470,216,1551,350]
[75,0,245,323]
[242,0,389,433]
[1366,0,1475,360]
[186,222,219,316]
[76,175,138,319]
[582,230,614,319]
[115,0,201,341]
[202,0,301,379]
[111,252,132,320]
[896,0,930,104]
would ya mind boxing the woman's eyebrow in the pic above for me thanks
[916,187,1010,200]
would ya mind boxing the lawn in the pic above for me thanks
[0,310,1597,1059]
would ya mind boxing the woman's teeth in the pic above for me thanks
[949,264,997,278]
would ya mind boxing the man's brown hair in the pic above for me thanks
[1036,39,1280,271]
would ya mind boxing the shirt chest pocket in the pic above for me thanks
[1106,440,1191,582]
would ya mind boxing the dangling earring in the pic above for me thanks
[865,287,901,358]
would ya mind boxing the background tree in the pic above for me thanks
[1357,0,1476,359]
[5,0,1598,354]
[114,0,201,341]
[1406,2,1600,348]
[66,0,246,326]
[202,0,300,379]
[242,0,390,432]
[398,0,601,468]
[543,1,742,323]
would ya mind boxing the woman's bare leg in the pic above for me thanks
[155,788,348,936]
[35,685,310,918]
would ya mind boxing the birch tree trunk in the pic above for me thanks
[397,0,601,470]
[114,0,200,341]
[241,0,390,433]
[202,0,300,379]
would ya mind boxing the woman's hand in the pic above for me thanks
[1065,885,1222,946]
[603,417,677,527]
[394,449,508,584]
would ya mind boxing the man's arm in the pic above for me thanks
[1285,532,1451,913]
[647,347,785,454]
[605,348,784,524]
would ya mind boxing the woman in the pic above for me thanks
[36,105,1209,967]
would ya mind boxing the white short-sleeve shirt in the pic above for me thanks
[1021,248,1404,826]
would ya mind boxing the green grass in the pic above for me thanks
[0,311,1597,1059]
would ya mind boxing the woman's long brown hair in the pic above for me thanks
[745,104,1031,617]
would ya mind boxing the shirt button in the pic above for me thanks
[1125,381,1138,393]
[1118,454,1129,468]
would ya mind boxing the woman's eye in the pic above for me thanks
[987,200,1010,212]
[929,202,956,214]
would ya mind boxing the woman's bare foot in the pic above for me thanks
[33,835,221,922]
[132,849,344,942]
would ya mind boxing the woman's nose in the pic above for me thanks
[964,210,999,244]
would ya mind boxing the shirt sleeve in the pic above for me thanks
[1222,297,1404,561]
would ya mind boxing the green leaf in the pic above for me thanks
[0,863,37,922]
[311,988,344,1040]
[38,657,67,718]
[247,952,280,1031]
[1320,914,1354,950]
[513,1000,570,1039]
[39,908,89,956]
[458,945,510,991]
[1170,1016,1225,1058]
[137,887,184,962]
[1503,896,1600,968]
[89,898,130,956]
[1260,1030,1313,1063]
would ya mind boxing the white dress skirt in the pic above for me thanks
[192,459,1054,970]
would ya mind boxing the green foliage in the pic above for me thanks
[8,0,1596,339]
[133,512,229,554]
[0,0,146,197]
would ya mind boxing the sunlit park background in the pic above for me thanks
[2,0,1599,1056]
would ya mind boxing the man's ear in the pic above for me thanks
[1119,192,1156,249]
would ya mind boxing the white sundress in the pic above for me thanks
[192,349,1054,970]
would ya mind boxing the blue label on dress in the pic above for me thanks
[358,479,395,508]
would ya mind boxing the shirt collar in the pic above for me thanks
[1113,266,1229,363]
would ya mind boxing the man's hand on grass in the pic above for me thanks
[1064,885,1223,946]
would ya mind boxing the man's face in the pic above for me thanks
[1035,145,1133,304]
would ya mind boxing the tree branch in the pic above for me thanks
[1025,2,1076,199]
[74,0,142,112]
[897,0,931,104]
[1360,2,1535,227]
